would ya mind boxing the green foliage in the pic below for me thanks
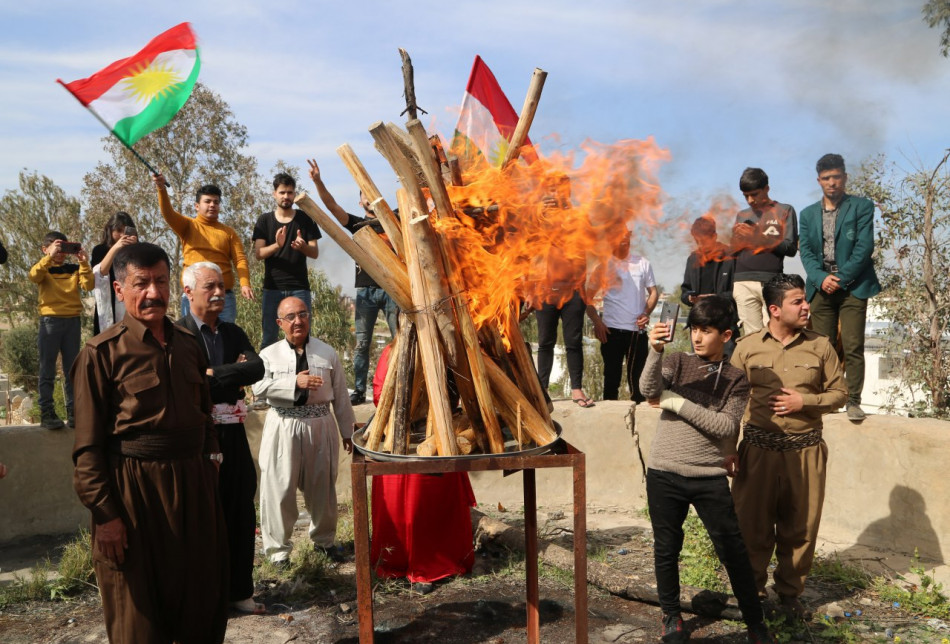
[872,550,950,619]
[0,325,39,391]
[923,0,950,57]
[308,268,354,359]
[0,171,83,325]
[850,153,950,416]
[679,511,726,592]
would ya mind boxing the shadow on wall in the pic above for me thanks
[840,485,943,567]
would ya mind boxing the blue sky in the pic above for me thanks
[1,0,947,292]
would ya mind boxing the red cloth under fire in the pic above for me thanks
[370,345,477,583]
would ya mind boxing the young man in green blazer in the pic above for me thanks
[798,154,881,421]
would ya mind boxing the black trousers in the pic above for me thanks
[600,327,649,401]
[218,423,259,602]
[535,291,586,390]
[646,468,763,626]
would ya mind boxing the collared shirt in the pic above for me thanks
[602,253,655,331]
[821,204,839,267]
[190,311,224,367]
[71,314,216,524]
[730,327,847,434]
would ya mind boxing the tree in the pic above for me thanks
[0,171,82,325]
[850,152,950,416]
[81,83,267,313]
[923,0,950,57]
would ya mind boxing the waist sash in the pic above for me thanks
[273,403,330,420]
[743,424,823,452]
[110,429,204,460]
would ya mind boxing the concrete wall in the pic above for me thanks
[2,403,947,566]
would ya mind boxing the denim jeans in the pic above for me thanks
[38,316,80,415]
[260,288,312,349]
[535,290,586,390]
[181,290,238,324]
[354,286,398,395]
[647,468,764,625]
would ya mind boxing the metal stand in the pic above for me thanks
[350,440,588,643]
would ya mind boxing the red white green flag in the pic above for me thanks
[57,22,200,148]
[452,55,537,169]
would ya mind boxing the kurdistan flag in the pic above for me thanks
[452,55,537,169]
[57,22,200,148]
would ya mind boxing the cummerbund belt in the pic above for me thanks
[109,429,205,460]
[273,403,330,419]
[743,424,823,452]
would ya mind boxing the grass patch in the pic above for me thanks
[679,512,726,593]
[871,551,950,619]
[0,530,96,608]
[809,554,871,591]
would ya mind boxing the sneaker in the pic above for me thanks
[349,391,366,406]
[271,558,291,571]
[778,594,812,620]
[40,413,65,430]
[316,544,346,563]
[661,612,689,642]
[846,402,866,422]
[411,581,434,595]
[747,621,775,644]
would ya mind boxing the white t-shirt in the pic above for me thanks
[602,253,655,331]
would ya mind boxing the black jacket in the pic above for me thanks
[176,315,264,405]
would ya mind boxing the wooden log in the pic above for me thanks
[416,427,477,457]
[398,48,427,120]
[372,122,461,368]
[406,118,506,454]
[501,68,547,169]
[352,226,410,292]
[503,308,553,424]
[365,337,400,451]
[295,193,413,311]
[483,354,557,446]
[390,314,417,456]
[336,143,405,258]
[396,189,457,456]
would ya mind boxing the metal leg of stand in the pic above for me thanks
[351,456,374,643]
[524,467,540,643]
[573,451,588,643]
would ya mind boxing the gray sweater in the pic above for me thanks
[640,348,750,477]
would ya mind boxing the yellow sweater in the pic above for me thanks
[28,255,94,317]
[157,187,251,290]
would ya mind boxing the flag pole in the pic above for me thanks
[56,80,169,185]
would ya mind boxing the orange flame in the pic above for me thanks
[434,137,670,343]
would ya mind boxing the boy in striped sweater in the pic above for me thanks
[640,295,772,643]
[29,231,94,430]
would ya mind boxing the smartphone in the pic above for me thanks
[659,302,680,342]
[124,226,137,238]
[60,241,82,255]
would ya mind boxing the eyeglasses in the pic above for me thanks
[279,311,310,323]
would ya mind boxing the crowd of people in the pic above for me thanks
[0,150,879,643]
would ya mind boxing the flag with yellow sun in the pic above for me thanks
[58,23,200,148]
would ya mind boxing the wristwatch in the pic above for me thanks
[207,453,224,464]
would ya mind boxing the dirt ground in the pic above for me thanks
[1,503,948,643]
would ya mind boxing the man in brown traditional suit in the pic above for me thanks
[71,242,229,643]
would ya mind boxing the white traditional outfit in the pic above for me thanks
[252,337,355,563]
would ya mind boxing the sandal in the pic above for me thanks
[571,397,595,408]
[231,597,267,615]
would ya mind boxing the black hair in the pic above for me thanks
[196,184,222,202]
[273,173,297,190]
[99,211,136,247]
[113,242,170,282]
[690,216,716,237]
[763,273,806,309]
[686,295,736,332]
[739,167,769,192]
[816,153,846,175]
[43,231,67,246]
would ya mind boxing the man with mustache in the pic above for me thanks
[730,273,846,621]
[178,261,265,614]
[252,173,321,350]
[70,242,229,642]
[253,296,355,565]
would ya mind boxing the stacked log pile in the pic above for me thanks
[295,54,556,457]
